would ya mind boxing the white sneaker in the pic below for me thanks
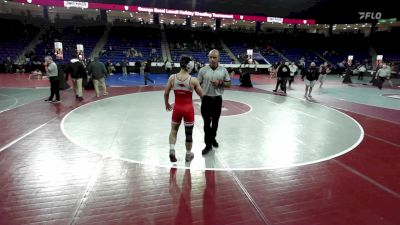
[185,152,194,162]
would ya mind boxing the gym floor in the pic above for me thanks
[0,73,399,225]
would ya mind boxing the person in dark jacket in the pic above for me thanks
[342,64,353,84]
[4,57,13,73]
[302,62,319,98]
[66,54,87,101]
[87,57,108,97]
[121,59,128,76]
[273,61,290,95]
[144,59,155,85]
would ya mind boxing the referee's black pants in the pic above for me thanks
[49,77,60,101]
[201,95,222,148]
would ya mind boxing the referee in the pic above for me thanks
[198,49,231,155]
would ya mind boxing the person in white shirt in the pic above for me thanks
[165,60,173,77]
[375,63,390,89]
[357,64,367,80]
[288,62,298,88]
[318,62,331,88]
[385,63,393,88]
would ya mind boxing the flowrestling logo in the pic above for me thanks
[359,12,382,20]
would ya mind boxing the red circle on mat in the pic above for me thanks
[171,100,252,116]
[192,99,251,116]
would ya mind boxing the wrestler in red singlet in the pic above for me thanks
[164,55,204,163]
[172,74,194,126]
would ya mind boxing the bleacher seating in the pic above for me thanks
[314,34,370,66]
[0,18,39,64]
[34,25,104,63]
[100,24,162,64]
[166,25,232,64]
[1,15,398,75]
[221,30,286,64]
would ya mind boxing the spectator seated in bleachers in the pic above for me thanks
[100,25,162,64]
